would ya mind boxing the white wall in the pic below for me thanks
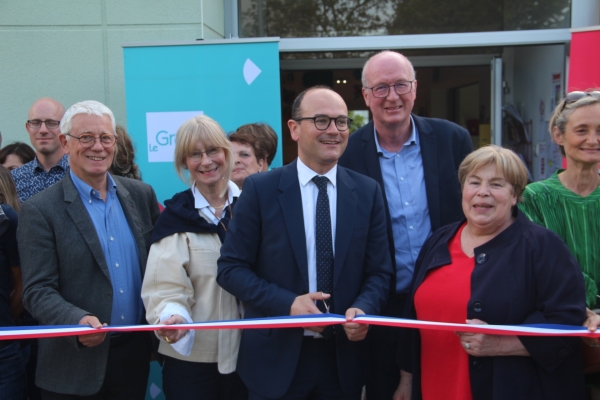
[0,1,225,145]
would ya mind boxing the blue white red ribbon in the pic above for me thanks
[0,314,597,340]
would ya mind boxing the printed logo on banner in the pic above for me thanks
[146,111,203,162]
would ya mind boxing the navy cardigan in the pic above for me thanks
[399,210,586,400]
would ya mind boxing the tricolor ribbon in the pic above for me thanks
[1,314,597,341]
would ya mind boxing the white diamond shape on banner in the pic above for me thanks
[243,58,262,85]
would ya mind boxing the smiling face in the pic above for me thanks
[26,98,65,156]
[462,163,517,235]
[288,88,349,174]
[231,141,264,189]
[362,52,417,133]
[61,113,115,188]
[554,103,600,168]
[185,141,227,191]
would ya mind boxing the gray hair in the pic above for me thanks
[361,50,416,87]
[549,93,600,156]
[60,100,116,137]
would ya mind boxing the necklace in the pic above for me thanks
[207,197,233,231]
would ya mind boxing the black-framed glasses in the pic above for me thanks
[364,81,414,98]
[66,133,117,148]
[560,91,600,112]
[293,116,352,131]
[187,147,223,161]
[27,119,60,130]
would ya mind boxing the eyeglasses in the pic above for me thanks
[364,81,414,98]
[65,134,117,148]
[27,119,60,130]
[187,147,223,161]
[293,116,353,131]
[560,91,600,112]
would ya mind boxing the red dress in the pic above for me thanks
[414,223,474,400]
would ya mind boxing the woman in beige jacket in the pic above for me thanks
[141,115,245,399]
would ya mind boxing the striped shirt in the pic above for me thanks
[519,170,600,308]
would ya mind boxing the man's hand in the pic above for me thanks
[393,370,413,400]
[78,315,107,347]
[157,314,188,344]
[342,308,368,341]
[583,308,600,347]
[290,292,330,333]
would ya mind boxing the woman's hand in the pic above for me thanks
[456,319,530,357]
[393,370,412,400]
[157,314,188,344]
[583,308,600,347]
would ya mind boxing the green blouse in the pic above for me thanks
[519,170,600,308]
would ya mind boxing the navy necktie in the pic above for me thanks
[312,176,334,338]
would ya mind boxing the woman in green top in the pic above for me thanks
[519,91,600,310]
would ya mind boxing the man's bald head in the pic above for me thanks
[361,51,416,88]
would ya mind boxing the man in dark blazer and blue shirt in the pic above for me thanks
[218,86,393,399]
[338,51,473,399]
[18,100,160,399]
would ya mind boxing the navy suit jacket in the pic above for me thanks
[217,160,393,398]
[338,115,473,288]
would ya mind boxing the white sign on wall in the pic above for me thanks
[146,111,203,162]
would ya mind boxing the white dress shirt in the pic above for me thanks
[297,158,337,336]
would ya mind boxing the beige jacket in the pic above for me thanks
[141,229,240,373]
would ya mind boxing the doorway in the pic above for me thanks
[279,64,492,164]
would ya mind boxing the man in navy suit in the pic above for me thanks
[338,51,473,399]
[218,86,393,399]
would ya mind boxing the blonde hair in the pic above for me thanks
[174,115,234,187]
[458,145,528,202]
[0,166,20,212]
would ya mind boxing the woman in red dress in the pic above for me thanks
[394,145,587,400]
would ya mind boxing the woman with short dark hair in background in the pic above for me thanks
[0,142,35,171]
[228,126,268,189]
[395,145,586,400]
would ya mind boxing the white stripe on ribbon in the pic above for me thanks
[1,314,597,340]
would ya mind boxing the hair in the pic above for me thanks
[549,91,600,157]
[361,50,416,87]
[60,100,116,137]
[291,85,334,120]
[0,142,36,166]
[110,126,141,180]
[458,145,528,203]
[174,115,234,186]
[229,123,278,165]
[0,166,21,212]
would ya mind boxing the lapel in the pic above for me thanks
[277,160,309,288]
[63,173,111,281]
[114,176,147,274]
[360,121,385,189]
[333,167,357,288]
[414,115,440,230]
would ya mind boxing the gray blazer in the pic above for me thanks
[18,173,160,396]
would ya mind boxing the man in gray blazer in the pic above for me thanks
[18,100,160,399]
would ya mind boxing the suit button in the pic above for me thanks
[476,253,487,264]
[106,292,112,299]
[472,301,483,313]
[473,360,483,370]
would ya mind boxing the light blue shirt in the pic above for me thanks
[70,170,143,326]
[374,117,431,293]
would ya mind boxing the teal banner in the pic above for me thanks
[123,39,282,203]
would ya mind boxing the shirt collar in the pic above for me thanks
[33,154,70,172]
[373,115,419,155]
[296,157,337,188]
[70,169,117,201]
[192,180,240,210]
